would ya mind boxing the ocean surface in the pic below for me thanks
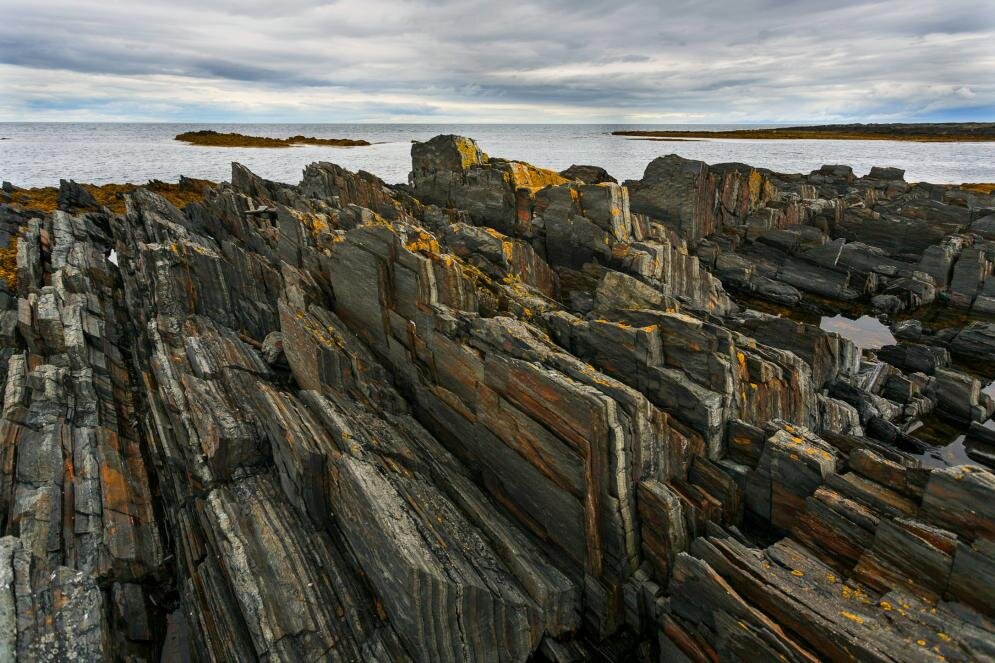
[2,123,994,189]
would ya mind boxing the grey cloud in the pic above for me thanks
[0,0,992,121]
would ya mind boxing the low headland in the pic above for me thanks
[175,129,371,148]
[613,122,995,142]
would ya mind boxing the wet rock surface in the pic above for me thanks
[0,135,992,660]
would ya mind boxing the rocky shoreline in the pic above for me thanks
[0,135,993,660]
[614,122,995,142]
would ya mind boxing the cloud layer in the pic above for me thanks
[1,0,993,122]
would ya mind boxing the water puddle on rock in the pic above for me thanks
[819,314,896,349]
[914,380,995,468]
[915,419,995,469]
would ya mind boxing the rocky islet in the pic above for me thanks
[174,130,371,148]
[0,135,992,660]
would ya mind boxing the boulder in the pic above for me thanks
[876,343,949,375]
[559,164,617,184]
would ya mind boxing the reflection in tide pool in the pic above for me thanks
[918,418,995,469]
[819,314,896,350]
[915,381,995,468]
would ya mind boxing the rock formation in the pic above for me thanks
[0,134,992,661]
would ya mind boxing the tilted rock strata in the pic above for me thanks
[0,135,990,660]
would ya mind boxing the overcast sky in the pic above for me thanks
[1,0,992,123]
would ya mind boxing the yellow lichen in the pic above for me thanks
[840,611,864,624]
[453,138,484,168]
[404,229,441,254]
[506,162,569,192]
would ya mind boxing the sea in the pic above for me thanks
[2,123,994,189]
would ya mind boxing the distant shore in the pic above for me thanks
[613,122,995,142]
[175,130,370,148]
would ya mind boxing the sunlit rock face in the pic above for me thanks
[0,135,992,660]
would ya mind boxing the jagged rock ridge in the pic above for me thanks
[0,135,991,661]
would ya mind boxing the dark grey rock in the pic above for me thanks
[56,179,98,211]
[558,164,617,184]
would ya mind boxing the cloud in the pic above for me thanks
[0,0,992,121]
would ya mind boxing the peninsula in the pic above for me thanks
[175,129,371,147]
[614,121,995,142]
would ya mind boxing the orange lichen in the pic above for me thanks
[961,183,995,194]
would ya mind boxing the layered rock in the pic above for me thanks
[620,152,995,319]
[0,135,991,661]
[410,134,735,317]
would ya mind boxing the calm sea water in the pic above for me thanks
[1,123,994,189]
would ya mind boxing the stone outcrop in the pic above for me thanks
[618,152,995,319]
[0,135,991,661]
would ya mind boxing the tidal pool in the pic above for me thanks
[916,418,995,469]
[913,381,995,468]
[819,314,896,350]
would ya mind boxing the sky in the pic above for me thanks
[0,0,993,123]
